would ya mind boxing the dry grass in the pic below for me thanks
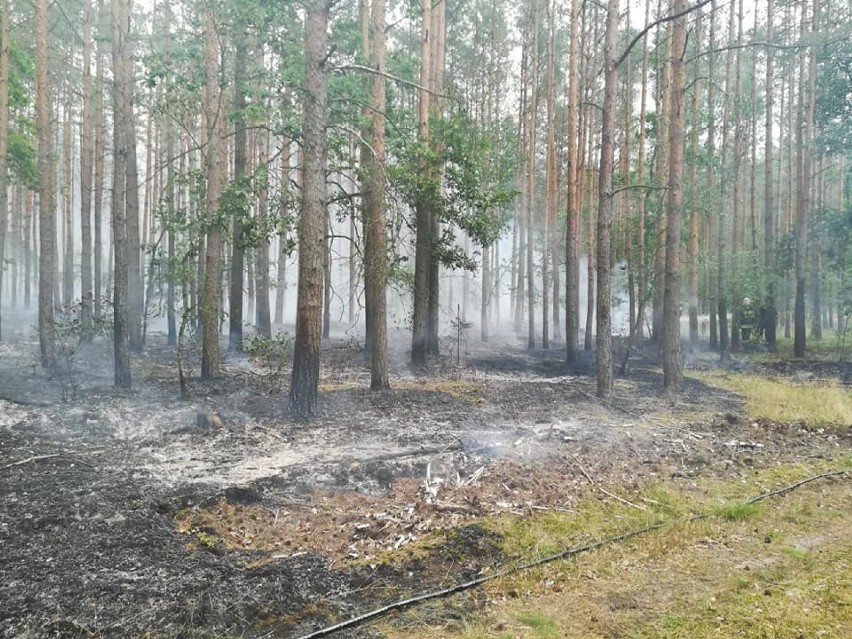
[376,460,852,639]
[691,372,852,426]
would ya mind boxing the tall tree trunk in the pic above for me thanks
[200,9,224,379]
[564,0,580,360]
[526,0,539,351]
[686,19,700,349]
[35,0,55,366]
[255,108,272,337]
[652,15,672,344]
[717,0,738,359]
[110,0,131,386]
[411,0,432,365]
[62,96,74,309]
[163,0,177,345]
[275,139,291,326]
[729,0,744,354]
[93,0,107,323]
[122,9,142,352]
[290,0,328,417]
[764,0,777,351]
[635,0,651,341]
[0,0,8,340]
[323,213,331,339]
[542,0,557,349]
[662,0,686,390]
[596,0,618,398]
[364,0,389,389]
[705,0,717,349]
[426,0,445,356]
[794,0,817,357]
[79,0,94,337]
[229,38,248,350]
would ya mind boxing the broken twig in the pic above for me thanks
[0,449,104,471]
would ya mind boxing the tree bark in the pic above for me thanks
[122,6,142,352]
[35,0,55,366]
[200,9,224,379]
[110,0,131,387]
[79,0,94,337]
[290,0,328,417]
[411,0,432,366]
[794,0,817,358]
[596,0,618,398]
[62,96,74,309]
[763,0,777,351]
[662,0,686,390]
[564,0,581,361]
[0,0,9,340]
[364,0,390,390]
[229,37,248,351]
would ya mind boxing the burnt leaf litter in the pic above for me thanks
[1,329,850,638]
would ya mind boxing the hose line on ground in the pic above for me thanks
[293,468,850,639]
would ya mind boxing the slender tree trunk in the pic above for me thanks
[228,33,248,351]
[364,0,389,389]
[411,0,432,365]
[275,139,291,326]
[122,11,142,352]
[426,0,445,356]
[584,110,595,352]
[62,96,74,309]
[229,38,248,351]
[79,0,94,337]
[110,0,131,386]
[662,0,686,390]
[729,0,744,354]
[635,0,651,342]
[596,0,618,398]
[564,0,581,360]
[0,0,8,339]
[542,0,557,349]
[794,0,817,357]
[93,0,107,323]
[255,114,272,337]
[526,0,539,351]
[764,0,777,351]
[686,19,700,349]
[200,9,224,379]
[652,16,672,345]
[35,0,55,366]
[705,0,717,349]
[24,188,32,308]
[290,0,328,417]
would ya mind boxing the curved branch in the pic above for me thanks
[615,0,714,69]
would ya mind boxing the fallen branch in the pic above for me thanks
[0,449,104,471]
[293,468,850,639]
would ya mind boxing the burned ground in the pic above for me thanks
[1,327,850,638]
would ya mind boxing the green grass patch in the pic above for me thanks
[376,460,851,639]
[516,613,558,638]
[716,501,763,521]
[690,372,852,426]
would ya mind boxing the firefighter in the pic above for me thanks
[740,298,757,343]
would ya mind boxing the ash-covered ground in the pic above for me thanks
[1,318,849,638]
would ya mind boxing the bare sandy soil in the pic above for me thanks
[1,322,849,638]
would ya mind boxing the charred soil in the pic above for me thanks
[1,330,850,638]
